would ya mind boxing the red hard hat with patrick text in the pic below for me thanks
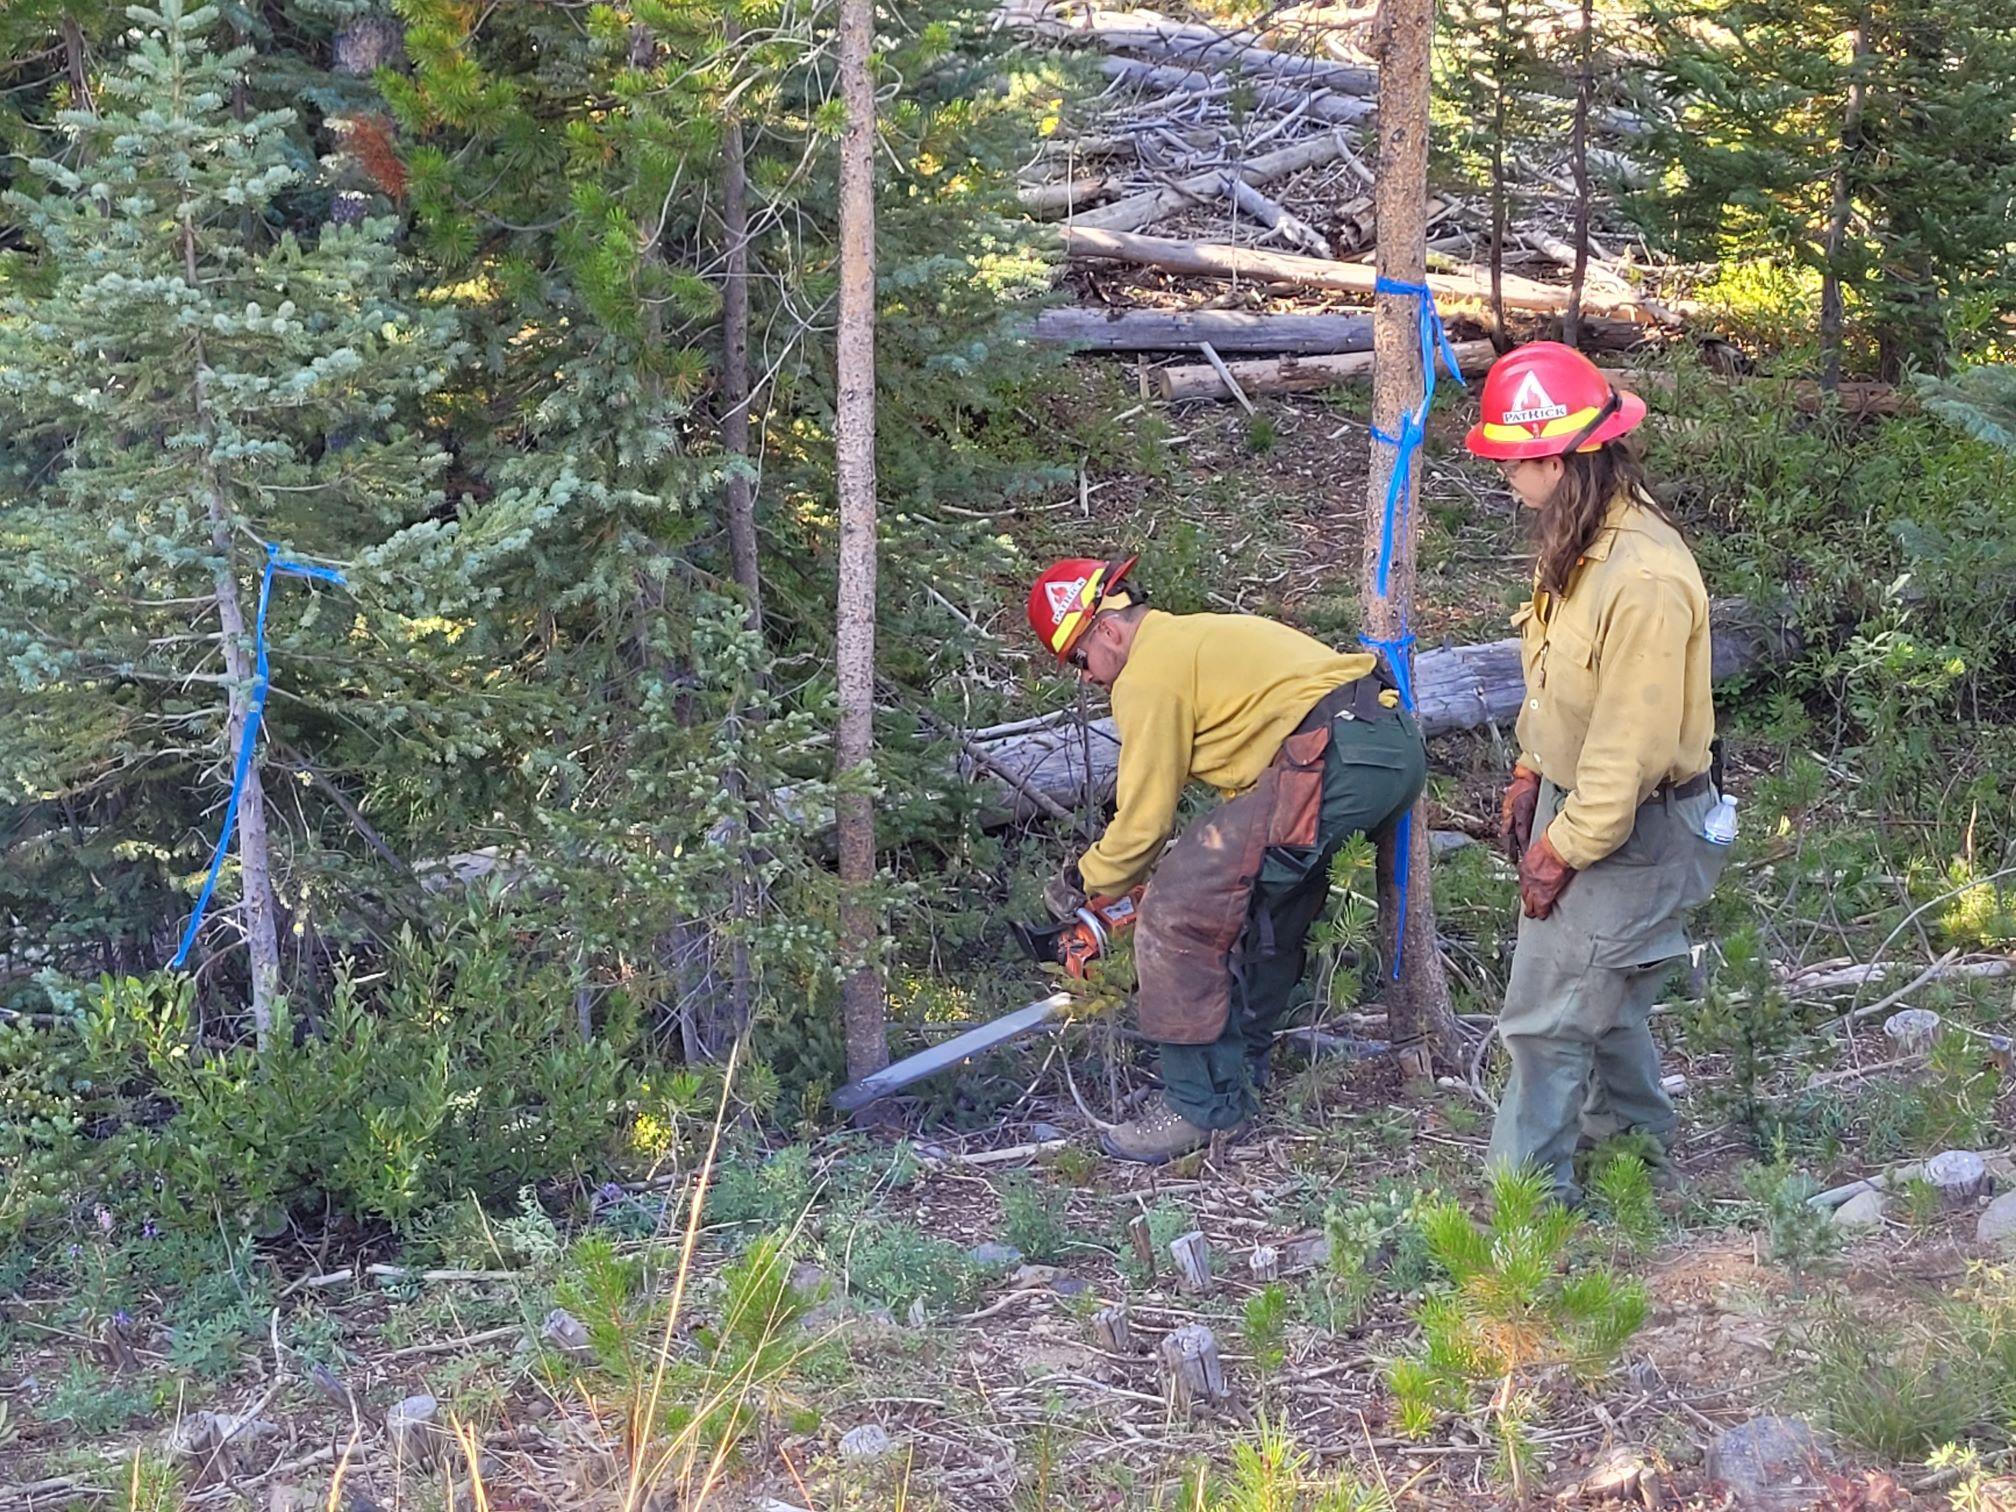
[1463,341,1646,460]
[1028,556,1138,662]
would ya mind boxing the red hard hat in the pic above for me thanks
[1027,556,1137,661]
[1463,341,1646,460]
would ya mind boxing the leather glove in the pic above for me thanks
[1044,861,1088,921]
[1500,765,1542,866]
[1518,829,1577,920]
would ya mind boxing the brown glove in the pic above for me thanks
[1500,765,1542,866]
[1044,861,1088,921]
[1518,829,1577,920]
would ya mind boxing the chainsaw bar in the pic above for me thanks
[830,991,1074,1113]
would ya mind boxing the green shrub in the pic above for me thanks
[998,1173,1073,1263]
[842,1221,982,1317]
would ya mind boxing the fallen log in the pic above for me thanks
[1155,336,1496,400]
[1060,225,1680,324]
[1067,131,1346,234]
[1226,175,1330,256]
[1014,6,1379,95]
[1026,307,1373,353]
[1018,175,1113,218]
[1098,56,1373,127]
[1038,134,1137,160]
[1597,366,1906,418]
[954,597,1796,824]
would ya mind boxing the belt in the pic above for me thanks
[1662,770,1712,801]
[1293,674,1395,735]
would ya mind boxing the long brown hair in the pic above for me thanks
[1533,443,1671,596]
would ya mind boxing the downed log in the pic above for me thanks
[1013,5,1379,94]
[1018,175,1113,218]
[1226,175,1330,256]
[1038,134,1137,159]
[1155,336,1495,400]
[954,597,1796,823]
[1060,225,1681,324]
[1067,132,1346,234]
[1597,366,1906,418]
[1098,56,1373,126]
[1027,307,1372,353]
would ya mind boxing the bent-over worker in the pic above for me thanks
[1026,557,1427,1163]
[1464,341,1730,1205]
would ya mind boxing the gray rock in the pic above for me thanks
[968,1242,1024,1267]
[1029,1122,1066,1142]
[539,1307,593,1360]
[1012,1263,1062,1286]
[1051,1275,1091,1297]
[788,1261,827,1298]
[1832,1189,1888,1231]
[1706,1416,1838,1511]
[1575,1445,1651,1503]
[1429,829,1476,855]
[839,1423,894,1460]
[1978,1189,2016,1249]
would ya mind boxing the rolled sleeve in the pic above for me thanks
[1545,577,1691,869]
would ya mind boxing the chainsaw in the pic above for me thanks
[830,887,1144,1113]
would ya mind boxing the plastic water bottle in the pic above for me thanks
[1703,794,1739,846]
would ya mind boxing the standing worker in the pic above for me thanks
[1026,557,1426,1163]
[1464,342,1730,1204]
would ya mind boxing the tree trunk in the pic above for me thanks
[1819,15,1869,392]
[1362,0,1462,1084]
[721,18,762,632]
[833,0,887,1085]
[1488,3,1509,346]
[1563,0,1593,349]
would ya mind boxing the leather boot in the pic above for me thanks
[1098,1101,1226,1164]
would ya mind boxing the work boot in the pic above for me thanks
[1099,1101,1221,1165]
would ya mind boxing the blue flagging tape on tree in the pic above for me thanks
[1359,275,1466,978]
[169,544,346,971]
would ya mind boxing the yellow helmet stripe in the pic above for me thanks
[1480,404,1606,447]
[1047,566,1110,654]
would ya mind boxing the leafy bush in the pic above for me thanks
[998,1173,1073,1263]
[842,1222,983,1317]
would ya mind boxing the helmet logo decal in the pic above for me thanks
[1045,578,1090,618]
[1503,371,1568,426]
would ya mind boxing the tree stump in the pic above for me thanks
[1169,1231,1213,1294]
[1127,1214,1157,1281]
[1990,1035,2015,1076]
[1248,1245,1280,1282]
[386,1394,449,1473]
[1093,1304,1135,1354]
[1883,1008,1941,1055]
[1926,1150,1991,1207]
[1159,1324,1231,1417]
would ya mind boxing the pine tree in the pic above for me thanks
[0,0,456,1040]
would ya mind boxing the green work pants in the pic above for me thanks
[1160,709,1426,1129]
[1487,779,1728,1203]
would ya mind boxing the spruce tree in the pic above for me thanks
[0,0,456,1039]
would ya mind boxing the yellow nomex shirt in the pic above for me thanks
[1077,610,1375,897]
[1514,494,1716,871]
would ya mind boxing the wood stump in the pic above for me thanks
[1248,1245,1281,1282]
[1883,1008,1941,1055]
[1169,1230,1213,1294]
[1925,1150,1991,1207]
[1127,1214,1157,1281]
[386,1394,449,1473]
[1159,1324,1231,1417]
[1093,1304,1135,1354]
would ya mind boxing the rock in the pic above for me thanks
[969,1242,1024,1267]
[539,1307,593,1360]
[905,1298,928,1328]
[168,1411,278,1485]
[839,1423,894,1460]
[1029,1122,1066,1142]
[1706,1416,1838,1511]
[1831,1189,1888,1231]
[1978,1189,2016,1249]
[799,1299,844,1333]
[1051,1275,1091,1297]
[1429,829,1475,855]
[1011,1264,1062,1286]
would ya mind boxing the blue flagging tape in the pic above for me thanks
[169,544,346,971]
[1360,276,1465,977]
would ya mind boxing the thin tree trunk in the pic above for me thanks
[61,16,95,115]
[1563,0,1594,348]
[1488,2,1509,347]
[1363,0,1464,1085]
[180,201,281,1049]
[833,0,887,1086]
[1819,15,1869,392]
[721,17,762,633]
